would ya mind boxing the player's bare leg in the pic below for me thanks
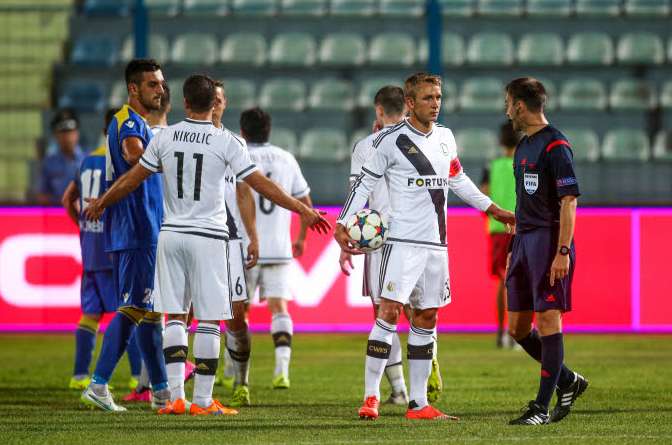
[225,301,252,406]
[268,297,292,389]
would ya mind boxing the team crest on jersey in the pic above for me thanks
[386,281,395,292]
[125,121,135,129]
[440,143,449,156]
[524,173,538,194]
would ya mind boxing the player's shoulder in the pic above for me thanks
[116,105,146,129]
[372,121,406,148]
[541,125,573,154]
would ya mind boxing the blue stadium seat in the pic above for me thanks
[145,0,181,16]
[602,128,650,161]
[467,32,514,65]
[71,36,120,66]
[526,0,572,16]
[418,33,465,66]
[455,128,497,160]
[477,0,523,16]
[172,33,218,65]
[231,0,278,15]
[576,0,622,16]
[566,32,614,65]
[438,0,475,15]
[300,128,349,161]
[319,33,367,66]
[260,79,307,111]
[369,33,416,66]
[610,79,657,110]
[83,0,131,16]
[269,32,317,66]
[560,78,608,110]
[121,34,169,62]
[563,128,600,161]
[58,81,106,113]
[309,79,355,111]
[459,77,504,111]
[220,33,267,66]
[221,79,257,110]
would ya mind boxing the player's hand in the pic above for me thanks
[505,223,516,235]
[334,224,363,255]
[339,250,354,276]
[292,238,305,258]
[83,197,104,221]
[487,205,516,226]
[300,207,331,235]
[245,239,259,269]
[549,253,570,287]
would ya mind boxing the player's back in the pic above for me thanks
[351,130,391,219]
[247,142,310,263]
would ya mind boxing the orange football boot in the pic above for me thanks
[190,399,239,416]
[358,396,380,420]
[405,405,459,420]
[157,398,188,415]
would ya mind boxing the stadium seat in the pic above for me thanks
[562,128,600,161]
[2,160,30,201]
[610,80,657,110]
[121,34,169,62]
[575,0,621,16]
[617,33,665,65]
[231,0,277,15]
[467,32,514,66]
[418,33,465,66]
[669,37,672,63]
[624,0,670,16]
[602,128,650,161]
[441,81,458,112]
[58,81,106,113]
[535,77,557,110]
[183,0,230,15]
[459,77,504,111]
[0,111,41,141]
[437,0,474,15]
[259,79,307,111]
[559,78,608,110]
[220,32,267,66]
[380,0,425,16]
[369,33,416,66]
[526,0,572,16]
[167,78,186,111]
[270,127,299,155]
[0,75,48,108]
[108,81,127,107]
[358,77,402,107]
[300,129,348,161]
[477,0,523,16]
[281,0,327,15]
[566,32,614,65]
[171,33,218,65]
[83,0,131,16]
[71,36,120,66]
[661,81,672,108]
[653,131,672,160]
[221,79,256,110]
[331,0,377,15]
[517,33,564,66]
[269,32,317,66]
[455,128,497,160]
[145,0,181,16]
[309,79,355,111]
[319,33,367,66]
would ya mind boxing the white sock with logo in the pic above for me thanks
[365,319,396,400]
[163,320,187,401]
[408,325,435,409]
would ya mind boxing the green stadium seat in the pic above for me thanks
[661,81,672,108]
[319,33,366,66]
[231,0,277,15]
[108,81,127,107]
[270,127,299,155]
[563,128,600,161]
[145,0,181,16]
[460,77,504,111]
[167,78,186,111]
[300,129,348,161]
[441,81,459,112]
[380,0,425,16]
[350,128,371,149]
[566,32,614,65]
[260,79,307,111]
[309,79,355,111]
[418,33,465,66]
[559,78,608,110]
[183,0,229,15]
[71,36,120,66]
[221,79,256,110]
[358,77,402,107]
[610,80,657,110]
[0,11,69,42]
[617,33,665,65]
[534,77,557,110]
[3,160,30,201]
[0,111,41,141]
[438,0,474,16]
[369,33,416,66]
[331,0,377,15]
[121,34,169,61]
[478,0,523,16]
[455,128,497,160]
[602,128,650,161]
[269,32,317,66]
[0,75,48,108]
[526,0,572,16]
[467,32,514,66]
[220,33,267,66]
[84,0,131,16]
[576,0,621,16]
[624,0,670,16]
[58,81,106,113]
[653,131,672,160]
[517,33,564,66]
[172,33,218,65]
[281,0,327,15]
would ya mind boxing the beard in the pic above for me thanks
[139,92,161,112]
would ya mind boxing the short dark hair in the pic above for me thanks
[124,58,162,86]
[103,107,118,135]
[505,77,547,112]
[374,86,405,116]
[404,72,441,99]
[213,79,225,91]
[183,74,216,113]
[240,107,271,144]
[499,121,520,148]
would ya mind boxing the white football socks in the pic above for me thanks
[193,323,220,407]
[408,324,434,409]
[226,327,251,386]
[384,332,407,396]
[163,320,188,401]
[271,313,293,378]
[365,318,396,400]
[222,347,235,379]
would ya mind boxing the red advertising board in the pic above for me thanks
[0,207,669,333]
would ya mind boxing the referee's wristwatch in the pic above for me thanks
[558,245,570,256]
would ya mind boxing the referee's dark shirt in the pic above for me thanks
[513,125,580,233]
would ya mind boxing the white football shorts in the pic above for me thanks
[245,263,292,301]
[362,248,383,303]
[378,243,451,310]
[228,239,248,303]
[155,231,233,321]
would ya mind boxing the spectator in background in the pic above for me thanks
[36,109,86,206]
[480,121,520,349]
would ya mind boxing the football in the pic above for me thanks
[344,209,388,252]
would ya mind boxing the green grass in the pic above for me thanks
[1,333,671,444]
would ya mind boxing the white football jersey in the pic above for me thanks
[222,131,246,240]
[350,126,392,219]
[151,125,167,136]
[140,118,257,240]
[338,119,492,250]
[247,142,310,263]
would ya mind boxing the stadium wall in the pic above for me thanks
[0,207,669,333]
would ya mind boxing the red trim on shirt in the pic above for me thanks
[545,140,571,153]
[449,157,462,177]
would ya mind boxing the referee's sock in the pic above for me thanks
[515,329,575,388]
[535,333,564,409]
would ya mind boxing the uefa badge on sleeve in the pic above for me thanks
[524,173,538,195]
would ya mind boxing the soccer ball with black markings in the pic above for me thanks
[345,209,388,252]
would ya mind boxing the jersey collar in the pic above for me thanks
[404,118,433,138]
[185,118,213,125]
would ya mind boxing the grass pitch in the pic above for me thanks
[0,333,671,444]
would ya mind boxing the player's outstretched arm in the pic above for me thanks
[121,137,145,165]
[61,180,80,225]
[292,194,313,257]
[549,195,577,286]
[236,181,259,268]
[84,164,153,221]
[243,170,331,235]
